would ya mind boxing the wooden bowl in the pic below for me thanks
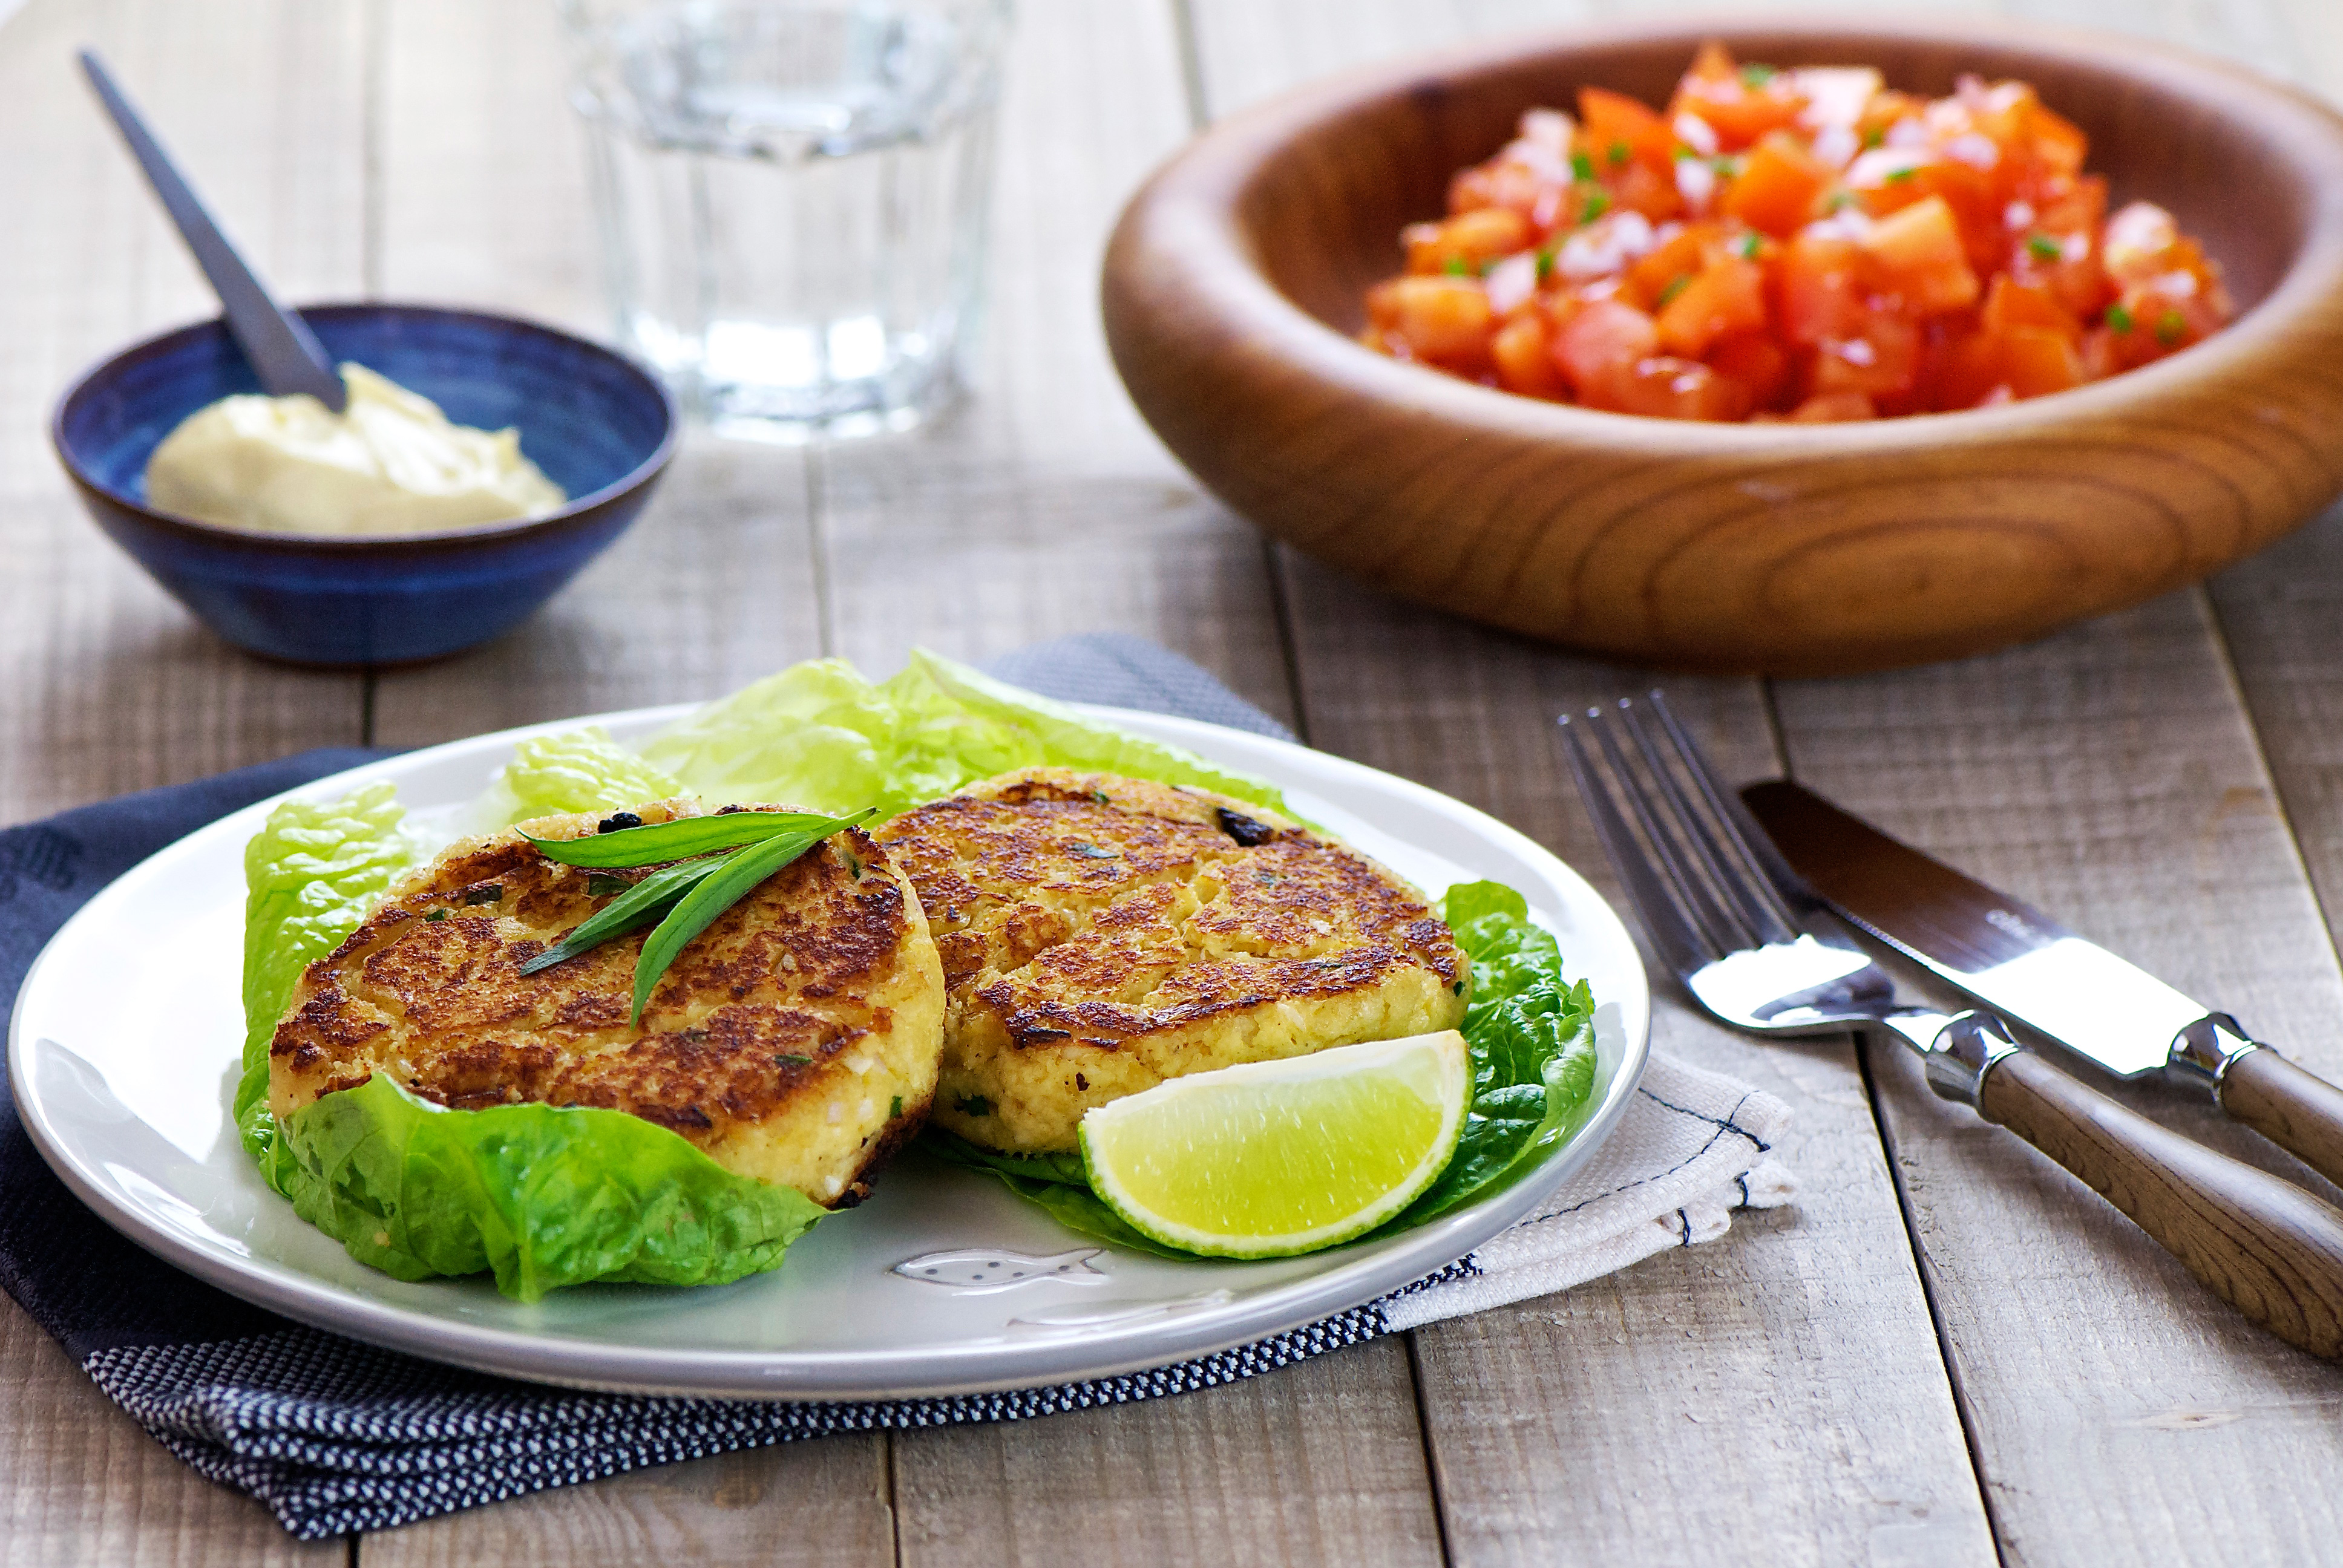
[1102,16,2343,674]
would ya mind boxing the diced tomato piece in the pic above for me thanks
[1723,131,1831,237]
[1657,256,1768,358]
[1775,232,1867,345]
[1610,160,1687,222]
[1669,43,1807,151]
[1579,87,1680,175]
[1859,196,1980,314]
[2102,201,2181,287]
[1707,329,1791,408]
[1809,313,1920,398]
[1598,356,1753,420]
[1999,326,2085,399]
[1784,391,1877,422]
[1625,227,1711,309]
[1368,276,1495,367]
[1553,299,1662,398]
[1490,312,1567,398]
[1404,207,1534,275]
[1981,274,2080,341]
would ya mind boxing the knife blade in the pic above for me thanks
[1742,778,2343,1191]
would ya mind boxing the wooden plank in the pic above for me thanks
[366,0,825,745]
[357,3,879,1564]
[1770,586,2343,1567]
[816,0,1296,728]
[1270,560,1999,1568]
[814,1,1437,1562]
[1182,1,1998,1560]
[371,1437,894,1568]
[0,0,366,1561]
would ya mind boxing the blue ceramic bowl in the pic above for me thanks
[53,302,678,666]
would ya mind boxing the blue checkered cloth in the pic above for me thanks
[0,636,1449,1538]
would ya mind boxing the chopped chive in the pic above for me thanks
[1657,275,1693,307]
[1738,62,1777,87]
[2156,309,2186,345]
[1861,126,1885,148]
[1442,256,1469,276]
[774,1053,813,1066]
[424,908,448,923]
[1883,165,1918,183]
[629,811,874,1024]
[1607,139,1631,165]
[2107,302,2135,333]
[955,1094,995,1118]
[2027,232,2062,260]
[1735,232,1761,259]
[519,854,731,976]
[525,809,853,869]
[1580,190,1610,223]
[1828,191,1856,212]
[1570,151,1594,181]
[1536,248,1556,281]
[889,1095,905,1120]
[464,884,503,906]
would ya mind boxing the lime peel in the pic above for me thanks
[1077,1032,1471,1259]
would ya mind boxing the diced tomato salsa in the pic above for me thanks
[1361,44,2233,422]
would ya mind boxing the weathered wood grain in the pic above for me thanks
[366,1436,894,1568]
[819,4,1435,1563]
[367,0,823,748]
[0,1,367,1561]
[1267,559,1997,1568]
[1772,586,2343,1566]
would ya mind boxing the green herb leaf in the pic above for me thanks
[585,872,632,897]
[1657,275,1693,307]
[1883,165,1918,183]
[1570,151,1594,181]
[1536,248,1556,281]
[890,1095,905,1120]
[1580,190,1610,224]
[2107,302,2135,333]
[1861,126,1885,149]
[1735,232,1761,260]
[523,809,848,869]
[519,855,730,976]
[463,884,503,906]
[631,811,872,1022]
[775,1053,813,1066]
[1738,62,1776,87]
[2027,232,2062,260]
[955,1094,995,1118]
[1441,256,1469,276]
[1607,139,1630,165]
[424,908,448,923]
[2156,309,2187,345]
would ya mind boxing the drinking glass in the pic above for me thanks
[557,0,1012,441]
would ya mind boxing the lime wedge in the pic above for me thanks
[1078,1031,1471,1259]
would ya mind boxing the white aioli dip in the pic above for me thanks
[143,364,566,537]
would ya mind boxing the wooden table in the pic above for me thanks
[8,0,2343,1561]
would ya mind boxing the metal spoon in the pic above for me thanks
[78,48,346,410]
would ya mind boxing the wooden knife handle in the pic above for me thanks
[1978,1051,2343,1358]
[2221,1048,2343,1192]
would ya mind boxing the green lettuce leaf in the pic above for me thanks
[240,785,824,1301]
[236,785,419,1189]
[931,879,1600,1253]
[482,725,686,826]
[639,648,1292,821]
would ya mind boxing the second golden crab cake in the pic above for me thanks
[269,799,946,1208]
[871,768,1469,1155]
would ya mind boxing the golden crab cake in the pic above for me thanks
[268,798,945,1209]
[871,768,1468,1155]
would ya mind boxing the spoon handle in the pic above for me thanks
[78,49,346,410]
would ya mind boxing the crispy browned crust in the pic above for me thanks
[268,800,945,1205]
[873,768,1468,1152]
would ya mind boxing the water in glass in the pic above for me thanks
[562,0,1009,440]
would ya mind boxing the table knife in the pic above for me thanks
[1742,779,2343,1191]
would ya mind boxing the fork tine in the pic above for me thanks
[1645,690,1810,933]
[1556,711,1717,978]
[1581,703,1755,959]
[1618,696,1797,946]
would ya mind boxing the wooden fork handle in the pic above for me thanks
[1978,1050,2343,1359]
[2219,1047,2343,1193]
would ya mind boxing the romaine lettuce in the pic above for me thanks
[639,648,1292,821]
[481,725,686,827]
[927,880,1600,1254]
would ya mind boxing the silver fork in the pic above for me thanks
[1559,693,2343,1361]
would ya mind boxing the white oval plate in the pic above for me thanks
[9,705,1648,1400]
